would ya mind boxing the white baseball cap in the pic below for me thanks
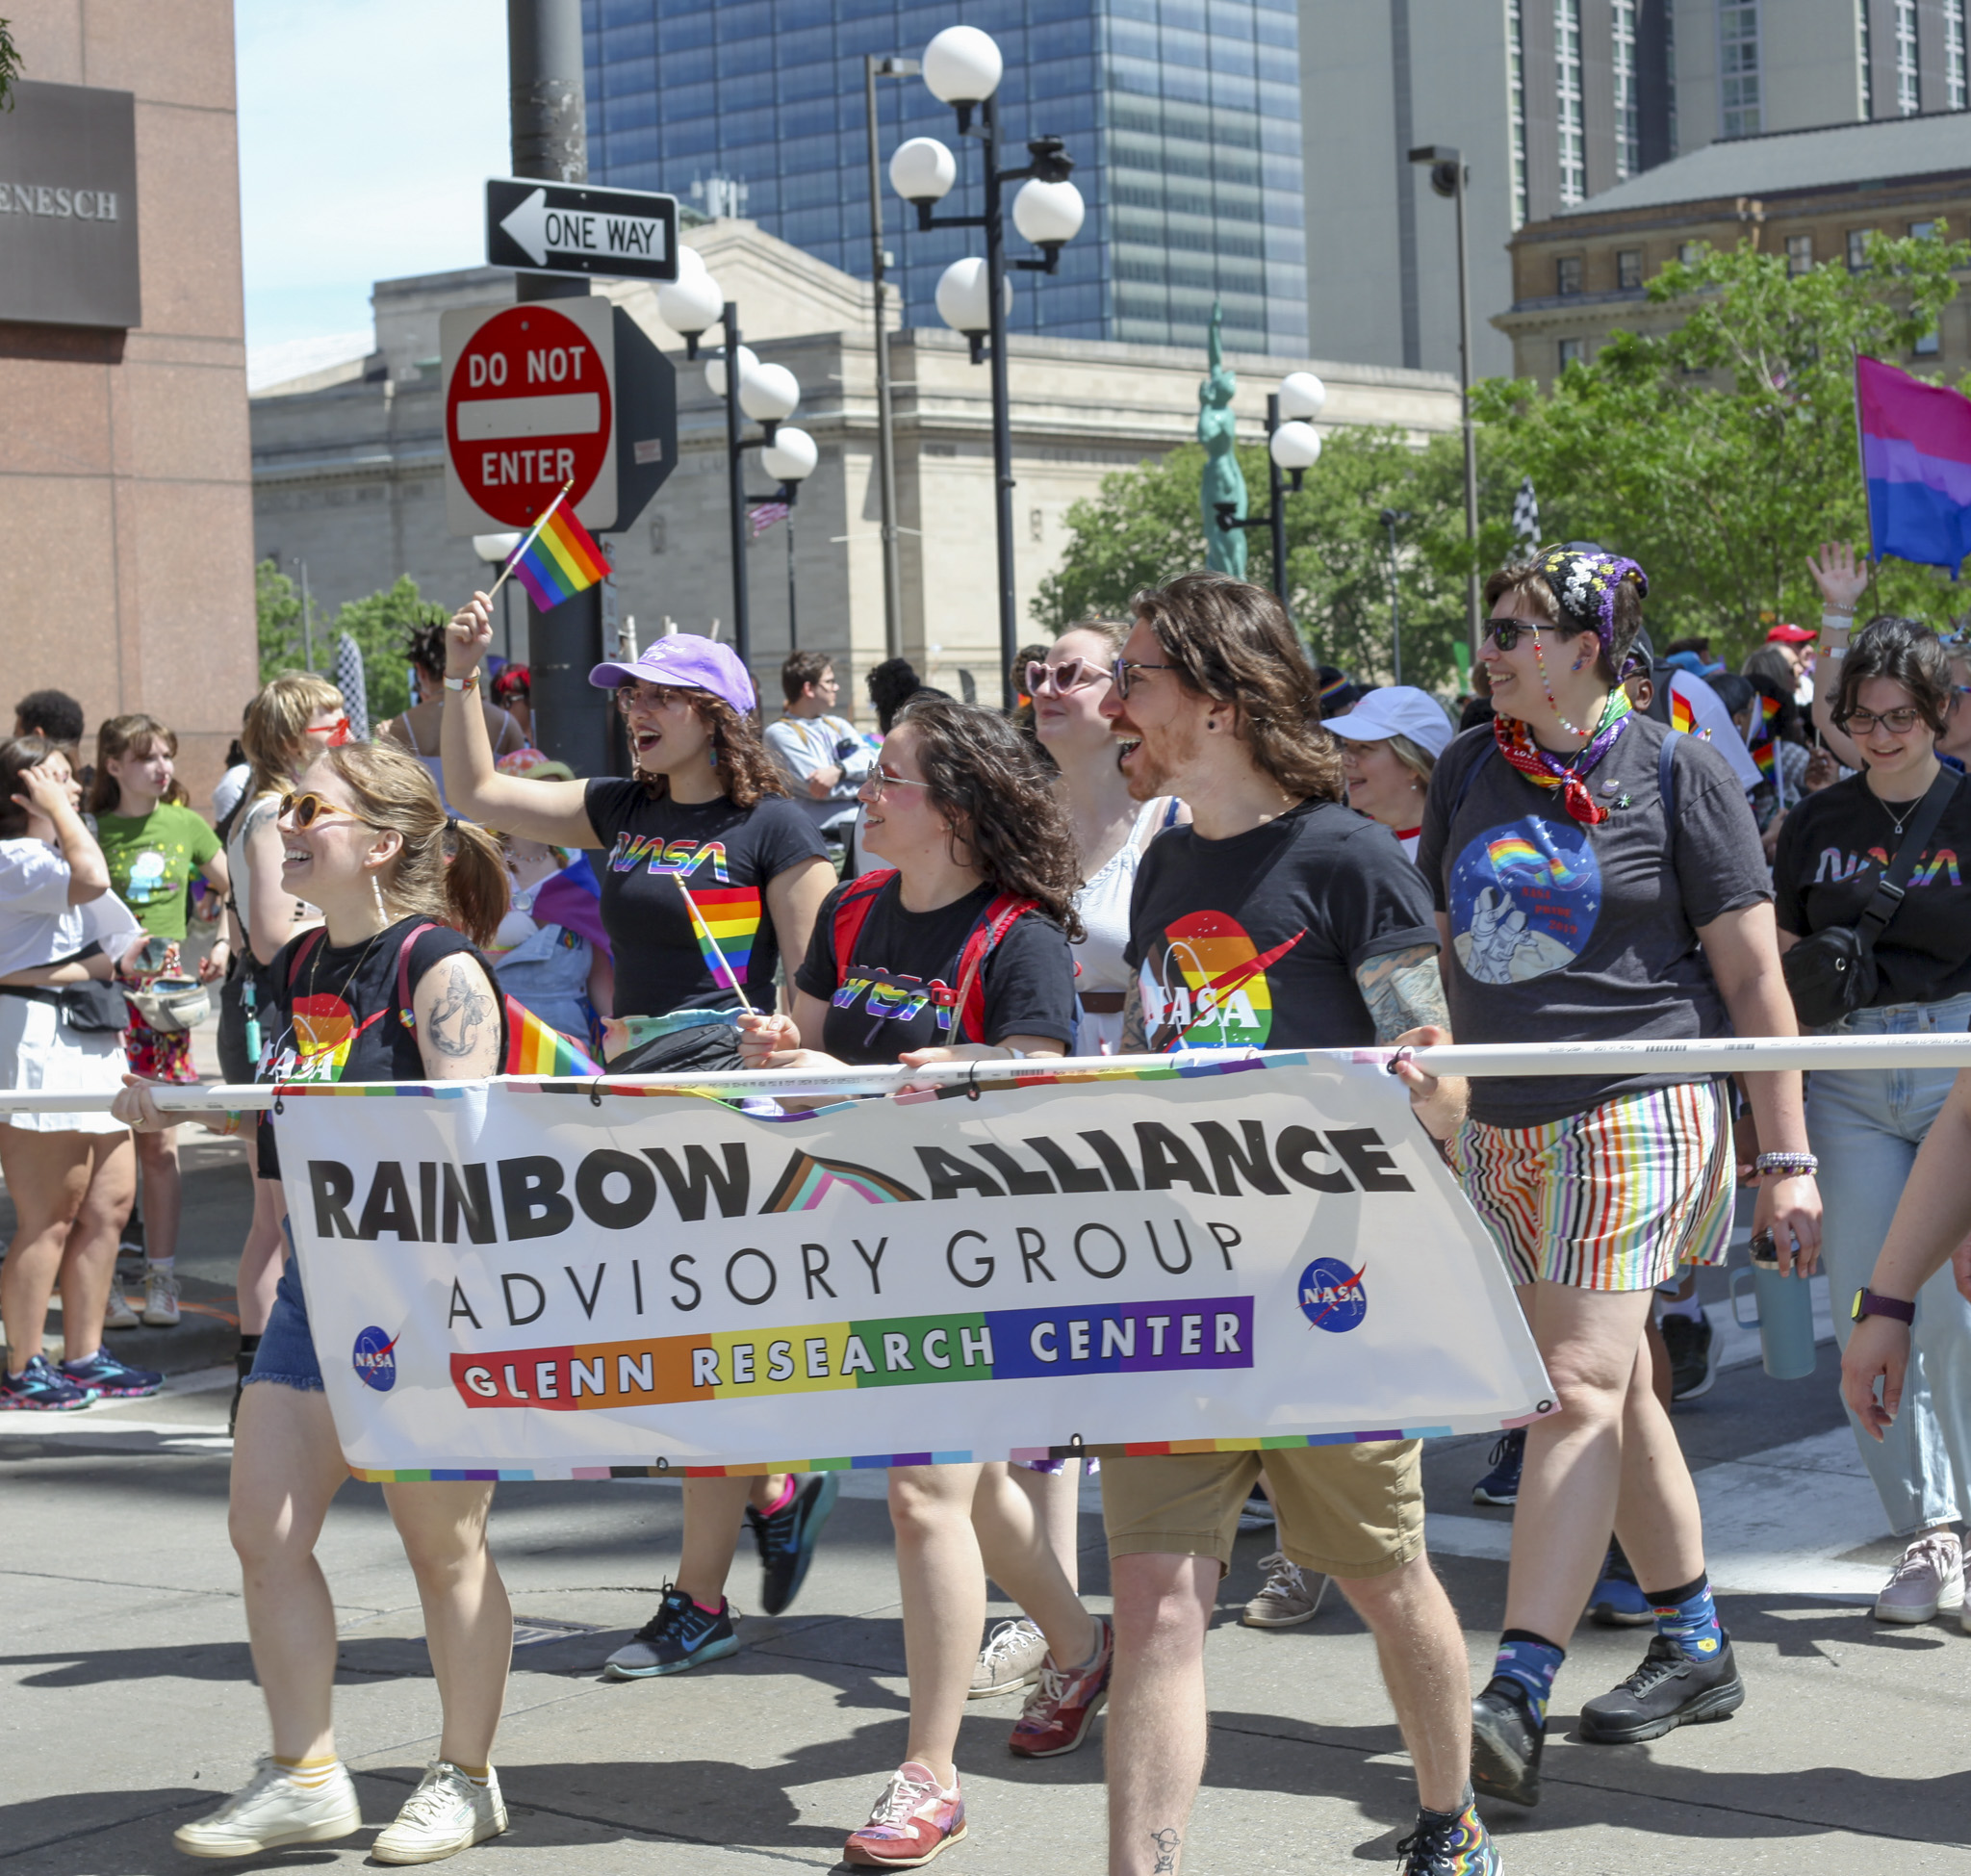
[1322,685,1454,758]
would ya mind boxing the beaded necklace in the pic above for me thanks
[1492,686,1633,826]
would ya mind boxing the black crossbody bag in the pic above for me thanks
[1781,767,1960,1028]
[0,942,129,1033]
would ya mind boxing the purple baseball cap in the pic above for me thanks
[589,634,756,714]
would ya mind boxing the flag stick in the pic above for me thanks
[484,481,574,604]
[670,874,757,1015]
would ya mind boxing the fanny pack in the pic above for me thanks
[1781,768,1959,1028]
[0,944,129,1033]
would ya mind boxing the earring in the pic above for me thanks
[371,873,389,924]
[708,746,718,767]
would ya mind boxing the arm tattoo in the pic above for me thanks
[1121,981,1148,1056]
[1355,942,1450,1045]
[428,959,495,1059]
[1149,1829,1181,1874]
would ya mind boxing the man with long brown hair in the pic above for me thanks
[1096,573,1495,1876]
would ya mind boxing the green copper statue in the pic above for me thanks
[1198,300,1247,578]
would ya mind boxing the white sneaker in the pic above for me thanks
[141,1267,181,1327]
[1874,1529,1965,1624]
[103,1286,141,1330]
[1241,1551,1329,1628]
[173,1758,361,1858]
[970,1616,1047,1697]
[371,1760,507,1864]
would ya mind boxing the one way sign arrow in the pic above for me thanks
[485,178,680,284]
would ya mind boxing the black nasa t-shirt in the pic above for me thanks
[795,874,1078,1066]
[255,918,503,1179]
[1774,769,1971,1009]
[584,779,826,1018]
[1123,797,1439,1052]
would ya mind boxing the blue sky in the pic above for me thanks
[236,0,509,379]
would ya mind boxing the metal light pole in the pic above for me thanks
[1379,507,1410,684]
[864,55,918,662]
[1212,374,1325,619]
[1409,144,1481,662]
[890,28,1085,708]
[508,0,604,773]
[721,302,751,666]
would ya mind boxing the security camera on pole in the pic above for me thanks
[1213,371,1326,621]
[887,25,1085,707]
[656,248,816,669]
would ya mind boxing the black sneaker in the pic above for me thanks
[1661,1312,1718,1400]
[603,1585,740,1680]
[749,1472,841,1616]
[1579,1632,1744,1743]
[1470,1674,1544,1807]
[1471,1427,1524,1506]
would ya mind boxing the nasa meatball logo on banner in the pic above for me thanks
[1298,1258,1368,1333]
[351,1325,400,1393]
[277,1063,1552,1478]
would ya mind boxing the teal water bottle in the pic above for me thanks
[1729,1229,1817,1381]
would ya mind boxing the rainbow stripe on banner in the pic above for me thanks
[508,503,609,611]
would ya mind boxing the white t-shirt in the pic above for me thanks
[0,838,142,978]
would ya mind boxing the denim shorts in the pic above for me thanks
[243,1253,324,1393]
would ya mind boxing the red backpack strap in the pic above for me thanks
[391,922,441,1030]
[950,893,1037,1045]
[285,927,327,989]
[829,871,896,989]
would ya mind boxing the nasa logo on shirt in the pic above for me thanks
[351,1325,400,1392]
[1297,1257,1368,1333]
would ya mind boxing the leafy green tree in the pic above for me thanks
[253,562,445,728]
[0,16,22,111]
[1474,226,1971,661]
[256,559,305,676]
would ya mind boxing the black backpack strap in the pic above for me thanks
[1856,767,1961,950]
[1658,729,1682,820]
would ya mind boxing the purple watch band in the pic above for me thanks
[1853,1288,1916,1325]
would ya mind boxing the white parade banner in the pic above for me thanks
[269,1055,1551,1482]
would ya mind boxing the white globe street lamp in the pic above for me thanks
[739,361,802,425]
[1270,421,1322,473]
[889,137,957,205]
[922,25,1002,105]
[760,425,817,485]
[1279,372,1327,422]
[704,343,758,399]
[1011,177,1085,249]
[656,268,724,343]
[1213,376,1328,618]
[934,256,1013,350]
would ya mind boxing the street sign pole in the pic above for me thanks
[508,0,603,774]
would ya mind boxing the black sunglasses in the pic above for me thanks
[1482,617,1560,654]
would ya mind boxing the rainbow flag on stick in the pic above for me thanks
[671,875,756,1014]
[487,483,610,611]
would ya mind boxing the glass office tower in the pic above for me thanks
[582,0,1307,357]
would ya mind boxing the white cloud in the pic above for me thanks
[236,0,510,350]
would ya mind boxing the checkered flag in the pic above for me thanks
[334,631,370,742]
[1511,476,1540,559]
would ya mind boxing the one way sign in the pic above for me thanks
[485,178,680,283]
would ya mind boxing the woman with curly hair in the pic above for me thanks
[439,596,842,1683]
[738,698,1101,1867]
[377,617,526,808]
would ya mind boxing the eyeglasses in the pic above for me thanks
[1112,656,1176,700]
[1482,617,1559,654]
[303,716,352,746]
[614,681,692,714]
[859,768,934,803]
[278,791,380,831]
[1025,656,1111,698]
[1839,706,1927,735]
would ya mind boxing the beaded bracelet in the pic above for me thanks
[1754,1150,1818,1177]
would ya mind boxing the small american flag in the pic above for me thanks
[750,501,789,540]
[1511,476,1541,559]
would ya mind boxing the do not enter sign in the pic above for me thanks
[441,298,618,533]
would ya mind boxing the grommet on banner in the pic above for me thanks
[589,1081,604,1108]
[964,1061,983,1103]
[1066,1431,1086,1455]
[653,1455,670,1475]
[272,1088,286,1117]
[1386,1046,1414,1077]
[1536,1398,1555,1414]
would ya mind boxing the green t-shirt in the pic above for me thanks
[94,803,221,940]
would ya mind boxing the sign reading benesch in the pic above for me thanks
[0,79,141,329]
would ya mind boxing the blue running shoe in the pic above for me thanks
[604,1585,740,1680]
[750,1472,841,1616]
[1472,1427,1524,1507]
[0,1353,95,1412]
[1588,1539,1654,1627]
[1395,1794,1500,1873]
[61,1349,164,1399]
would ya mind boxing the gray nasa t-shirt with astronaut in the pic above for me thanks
[1415,714,1770,1128]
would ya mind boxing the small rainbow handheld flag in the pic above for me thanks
[500,489,609,612]
[503,999,603,1078]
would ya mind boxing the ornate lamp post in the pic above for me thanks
[656,249,815,668]
[888,25,1085,707]
[1214,372,1326,619]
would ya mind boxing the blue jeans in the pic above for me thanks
[1808,994,1971,1535]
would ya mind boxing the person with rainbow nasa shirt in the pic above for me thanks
[437,598,843,1700]
[1096,572,1496,1876]
[1411,545,1821,1810]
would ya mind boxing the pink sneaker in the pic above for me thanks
[1008,1615,1113,1758]
[844,1761,966,1867]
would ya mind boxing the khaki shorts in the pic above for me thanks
[1101,1442,1425,1580]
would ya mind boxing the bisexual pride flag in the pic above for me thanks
[507,501,610,611]
[1857,355,1971,575]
